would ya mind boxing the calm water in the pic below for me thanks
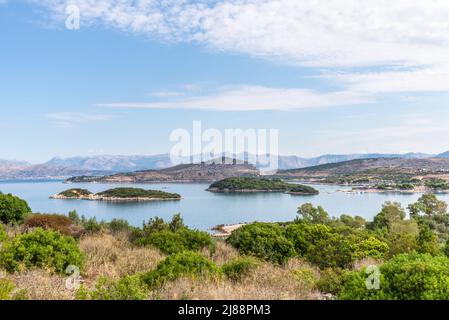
[0,181,446,231]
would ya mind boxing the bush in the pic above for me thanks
[0,279,27,300]
[227,223,296,265]
[135,228,214,255]
[108,219,133,234]
[284,222,331,256]
[76,275,146,300]
[221,257,259,282]
[0,228,84,273]
[306,233,388,269]
[81,216,103,234]
[0,193,31,224]
[133,215,213,254]
[24,214,82,237]
[141,251,220,289]
[338,253,449,300]
[0,224,7,243]
[316,268,346,296]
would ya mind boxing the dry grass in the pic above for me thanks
[208,240,240,266]
[9,269,74,300]
[159,258,324,300]
[79,232,165,284]
[1,233,327,300]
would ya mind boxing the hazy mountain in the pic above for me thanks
[436,151,449,158]
[45,154,173,172]
[0,152,439,180]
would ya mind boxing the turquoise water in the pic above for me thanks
[0,181,445,231]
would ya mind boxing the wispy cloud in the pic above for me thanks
[30,1,449,107]
[98,85,370,111]
[45,112,115,127]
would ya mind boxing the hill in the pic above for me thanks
[276,157,449,183]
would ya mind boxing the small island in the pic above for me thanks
[51,187,181,202]
[206,177,319,195]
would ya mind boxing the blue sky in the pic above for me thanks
[2,1,449,163]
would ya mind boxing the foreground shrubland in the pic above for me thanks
[2,191,449,300]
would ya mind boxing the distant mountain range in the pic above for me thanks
[1,151,449,180]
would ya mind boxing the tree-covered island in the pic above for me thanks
[51,187,181,202]
[207,177,319,195]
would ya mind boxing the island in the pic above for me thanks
[206,177,319,195]
[50,187,181,202]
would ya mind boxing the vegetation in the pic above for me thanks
[3,190,449,300]
[96,188,181,199]
[338,253,449,300]
[0,193,31,224]
[24,213,82,237]
[221,257,260,282]
[208,177,318,194]
[132,214,214,255]
[58,189,92,198]
[0,228,84,273]
[141,251,220,289]
[227,222,296,264]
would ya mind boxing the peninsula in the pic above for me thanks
[50,187,181,202]
[65,161,259,184]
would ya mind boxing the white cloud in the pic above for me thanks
[30,1,449,106]
[46,112,115,127]
[98,85,369,111]
[31,1,449,67]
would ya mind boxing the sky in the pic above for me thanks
[2,0,449,163]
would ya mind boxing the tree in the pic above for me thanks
[417,224,440,256]
[338,253,449,300]
[0,193,31,224]
[296,203,329,224]
[408,194,448,218]
[372,202,405,230]
[169,213,185,232]
[384,220,419,257]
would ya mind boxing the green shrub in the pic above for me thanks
[24,214,82,237]
[81,216,103,234]
[76,275,146,300]
[306,233,388,269]
[0,279,27,300]
[284,222,331,256]
[338,253,449,300]
[316,268,346,296]
[221,257,259,282]
[0,279,14,300]
[108,219,132,234]
[0,193,31,224]
[141,251,220,289]
[0,224,7,243]
[291,266,318,291]
[227,223,296,264]
[133,214,213,255]
[0,228,84,273]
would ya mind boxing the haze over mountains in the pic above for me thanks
[1,151,449,180]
